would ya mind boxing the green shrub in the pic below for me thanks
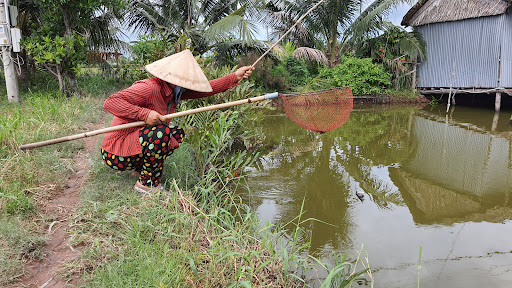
[131,34,169,65]
[316,57,391,95]
[268,64,289,91]
[284,56,310,86]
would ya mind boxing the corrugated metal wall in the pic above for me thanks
[417,15,506,88]
[500,14,512,87]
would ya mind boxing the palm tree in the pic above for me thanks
[125,0,265,63]
[263,0,420,67]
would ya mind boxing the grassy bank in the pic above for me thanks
[0,70,368,287]
[0,73,133,284]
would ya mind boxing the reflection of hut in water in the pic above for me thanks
[408,116,510,197]
[390,169,481,224]
[390,116,512,224]
[391,169,512,225]
[402,0,512,111]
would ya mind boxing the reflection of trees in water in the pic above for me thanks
[250,107,419,253]
[256,130,353,254]
[330,108,418,209]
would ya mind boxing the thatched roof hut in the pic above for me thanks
[402,0,510,26]
[402,0,512,111]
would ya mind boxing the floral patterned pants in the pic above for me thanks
[101,125,184,187]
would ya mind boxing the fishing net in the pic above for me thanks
[280,87,354,133]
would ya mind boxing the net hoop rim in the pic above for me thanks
[278,87,352,97]
[279,86,354,133]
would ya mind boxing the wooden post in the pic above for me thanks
[492,112,499,132]
[497,45,502,113]
[495,92,502,112]
[394,68,399,90]
[447,61,455,113]
[411,58,417,91]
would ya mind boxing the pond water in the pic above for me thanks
[242,104,512,287]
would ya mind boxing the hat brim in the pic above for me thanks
[145,50,213,92]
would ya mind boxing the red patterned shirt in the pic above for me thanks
[101,73,239,156]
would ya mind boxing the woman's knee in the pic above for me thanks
[140,125,183,155]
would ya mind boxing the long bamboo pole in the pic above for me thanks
[19,92,279,150]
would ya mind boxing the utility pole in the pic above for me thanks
[0,1,19,103]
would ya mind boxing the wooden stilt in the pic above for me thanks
[497,46,502,113]
[411,59,417,91]
[447,61,456,113]
[495,92,502,112]
[492,112,500,132]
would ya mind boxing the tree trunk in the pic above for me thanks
[68,72,77,95]
[411,58,417,91]
[60,3,73,37]
[18,50,31,82]
[56,67,67,96]
[329,26,337,67]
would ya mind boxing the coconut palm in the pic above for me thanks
[125,0,266,63]
[263,0,420,67]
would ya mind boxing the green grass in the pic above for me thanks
[66,152,292,287]
[0,217,47,284]
[0,71,130,285]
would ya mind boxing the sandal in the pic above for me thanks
[133,181,168,194]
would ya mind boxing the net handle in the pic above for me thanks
[18,92,279,150]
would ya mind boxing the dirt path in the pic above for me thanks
[14,129,100,288]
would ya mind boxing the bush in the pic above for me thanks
[131,34,169,65]
[316,57,391,95]
[284,56,310,86]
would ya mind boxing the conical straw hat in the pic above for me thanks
[145,49,213,92]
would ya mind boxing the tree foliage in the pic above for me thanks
[20,0,126,95]
[23,32,87,94]
[262,0,420,67]
[125,0,265,64]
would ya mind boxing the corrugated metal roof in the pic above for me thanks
[402,0,509,26]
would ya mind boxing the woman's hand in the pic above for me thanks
[146,110,166,126]
[235,66,255,81]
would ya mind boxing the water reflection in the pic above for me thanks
[244,105,512,287]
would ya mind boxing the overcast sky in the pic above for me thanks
[390,3,413,26]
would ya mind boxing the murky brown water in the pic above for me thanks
[243,104,512,287]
